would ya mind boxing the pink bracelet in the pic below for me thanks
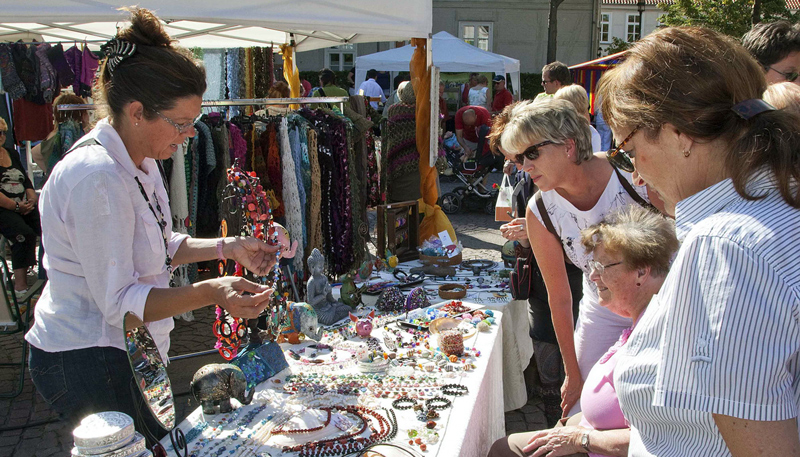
[216,238,225,260]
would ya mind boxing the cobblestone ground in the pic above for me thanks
[0,172,545,456]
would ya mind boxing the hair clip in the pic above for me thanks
[101,38,137,74]
[731,99,776,120]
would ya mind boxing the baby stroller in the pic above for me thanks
[438,135,498,215]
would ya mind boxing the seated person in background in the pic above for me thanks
[489,206,679,457]
[742,20,800,86]
[0,118,41,295]
[256,81,292,116]
[554,85,601,152]
[31,93,89,177]
[763,80,800,116]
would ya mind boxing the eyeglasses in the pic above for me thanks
[514,140,555,165]
[155,111,201,135]
[606,126,639,173]
[768,66,799,82]
[588,259,623,275]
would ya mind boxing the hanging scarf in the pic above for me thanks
[279,118,304,272]
[306,128,323,262]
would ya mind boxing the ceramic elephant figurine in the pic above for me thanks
[277,302,322,344]
[190,364,254,415]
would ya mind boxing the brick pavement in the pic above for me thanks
[0,172,547,456]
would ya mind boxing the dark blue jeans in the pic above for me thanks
[29,345,167,442]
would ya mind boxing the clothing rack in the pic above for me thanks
[58,97,350,113]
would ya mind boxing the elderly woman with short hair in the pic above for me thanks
[498,98,663,417]
[489,205,679,457]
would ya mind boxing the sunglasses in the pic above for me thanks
[768,66,799,82]
[606,126,638,173]
[514,140,555,165]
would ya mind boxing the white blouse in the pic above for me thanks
[615,171,800,456]
[26,119,188,358]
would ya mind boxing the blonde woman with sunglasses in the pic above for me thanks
[498,99,664,417]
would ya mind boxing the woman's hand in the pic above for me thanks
[223,237,279,275]
[212,276,273,319]
[523,426,586,456]
[561,374,584,416]
[19,199,35,215]
[499,218,528,242]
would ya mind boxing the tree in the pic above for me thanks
[547,0,566,63]
[605,37,632,56]
[658,0,798,38]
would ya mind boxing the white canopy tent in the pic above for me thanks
[355,31,520,97]
[0,0,432,51]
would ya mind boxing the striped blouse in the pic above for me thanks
[614,170,800,456]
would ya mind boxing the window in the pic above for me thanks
[626,14,641,42]
[600,13,611,44]
[325,44,355,71]
[459,22,493,52]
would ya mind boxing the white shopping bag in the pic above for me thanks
[495,174,514,222]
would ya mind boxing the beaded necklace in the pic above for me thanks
[134,177,175,287]
[213,163,289,359]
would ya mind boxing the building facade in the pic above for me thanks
[295,0,600,75]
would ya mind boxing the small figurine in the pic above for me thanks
[339,271,367,309]
[350,310,375,338]
[277,302,322,344]
[306,249,351,325]
[190,364,254,414]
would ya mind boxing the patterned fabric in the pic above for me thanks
[35,43,57,104]
[0,44,26,99]
[203,49,226,101]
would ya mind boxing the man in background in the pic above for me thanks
[491,75,513,115]
[535,61,571,101]
[358,69,386,110]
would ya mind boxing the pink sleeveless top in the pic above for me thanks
[578,328,632,457]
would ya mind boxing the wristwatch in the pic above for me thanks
[580,431,591,453]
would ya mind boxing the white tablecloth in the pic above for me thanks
[357,260,532,412]
[162,308,506,457]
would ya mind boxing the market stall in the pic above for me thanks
[355,31,521,99]
[568,50,627,115]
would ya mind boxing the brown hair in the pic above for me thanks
[94,7,206,122]
[599,26,800,207]
[53,93,86,124]
[488,100,526,155]
[581,205,678,277]
[268,81,291,99]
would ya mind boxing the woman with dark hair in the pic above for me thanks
[0,117,40,294]
[25,7,277,434]
[599,26,800,455]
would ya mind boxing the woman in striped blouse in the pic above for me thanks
[598,26,800,456]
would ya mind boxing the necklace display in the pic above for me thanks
[281,406,397,457]
[214,163,289,359]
